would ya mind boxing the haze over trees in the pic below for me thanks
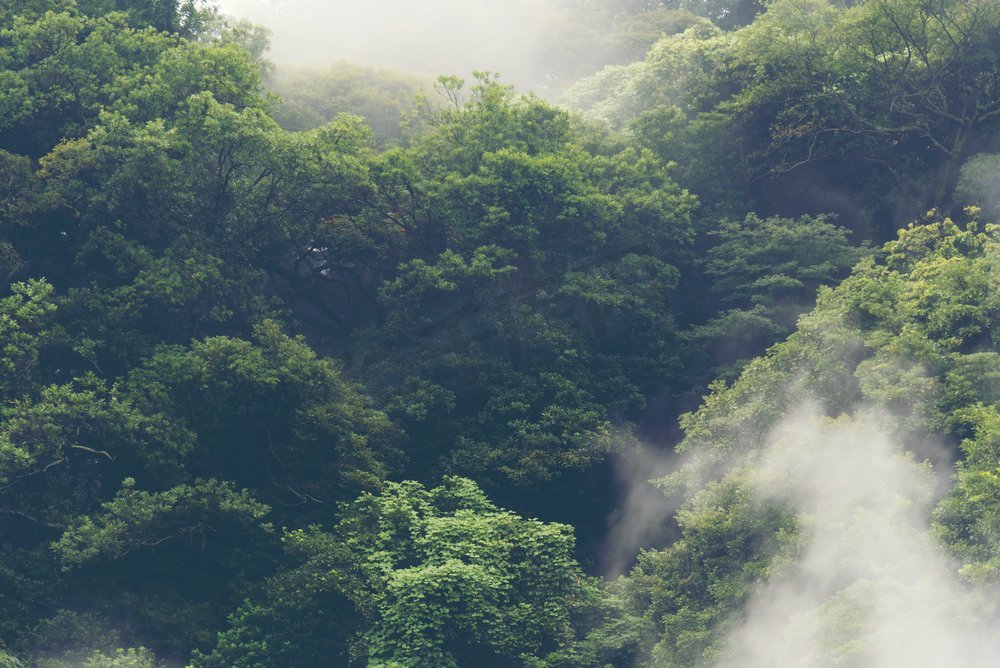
[1,0,999,666]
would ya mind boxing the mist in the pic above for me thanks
[214,0,580,92]
[601,443,683,578]
[710,403,1000,668]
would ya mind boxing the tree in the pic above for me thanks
[955,153,1000,223]
[621,217,1000,663]
[565,0,1000,236]
[739,0,1000,220]
[122,321,402,514]
[0,4,252,158]
[684,213,871,382]
[77,0,213,34]
[268,63,426,144]
[337,76,698,496]
[47,480,274,656]
[195,477,640,667]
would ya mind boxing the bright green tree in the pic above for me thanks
[195,477,642,667]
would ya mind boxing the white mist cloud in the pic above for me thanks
[601,443,682,578]
[712,404,1000,668]
[213,0,570,90]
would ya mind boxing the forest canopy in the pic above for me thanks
[0,0,999,666]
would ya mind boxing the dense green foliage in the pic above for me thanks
[192,476,642,667]
[564,0,1000,237]
[267,64,427,144]
[623,218,1000,665]
[1,0,999,665]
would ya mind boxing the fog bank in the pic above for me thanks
[215,0,572,91]
[712,404,1000,667]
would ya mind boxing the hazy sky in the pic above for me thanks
[214,0,569,89]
